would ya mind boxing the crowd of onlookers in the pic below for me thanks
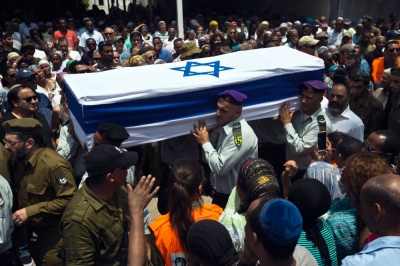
[0,4,400,266]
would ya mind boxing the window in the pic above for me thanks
[99,0,104,6]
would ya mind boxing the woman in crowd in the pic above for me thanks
[288,179,338,266]
[30,65,62,105]
[326,153,391,261]
[219,158,282,254]
[188,220,239,266]
[185,30,198,47]
[154,21,168,43]
[39,59,56,80]
[27,28,49,53]
[209,32,226,48]
[226,26,238,48]
[149,160,223,266]
[196,26,204,39]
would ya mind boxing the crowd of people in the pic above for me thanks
[0,4,400,266]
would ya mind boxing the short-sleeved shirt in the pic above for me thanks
[79,30,104,50]
[53,30,78,50]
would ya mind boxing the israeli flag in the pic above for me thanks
[64,46,324,148]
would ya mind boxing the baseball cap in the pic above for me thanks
[339,44,355,53]
[85,144,138,176]
[343,32,352,38]
[113,36,125,42]
[15,68,36,81]
[316,32,328,39]
[298,36,319,47]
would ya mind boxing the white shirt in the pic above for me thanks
[326,104,365,141]
[328,29,347,46]
[294,246,318,266]
[0,175,13,254]
[12,32,22,50]
[59,50,81,70]
[34,49,47,60]
[202,116,258,194]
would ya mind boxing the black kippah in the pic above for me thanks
[187,220,238,266]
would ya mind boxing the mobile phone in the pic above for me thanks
[318,131,327,151]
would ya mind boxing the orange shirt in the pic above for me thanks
[53,30,77,50]
[149,203,222,266]
[371,56,400,83]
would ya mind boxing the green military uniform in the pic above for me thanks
[0,143,12,185]
[60,182,130,265]
[3,118,76,265]
[388,94,400,136]
[349,94,383,137]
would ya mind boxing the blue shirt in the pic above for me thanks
[120,48,132,64]
[158,49,171,61]
[341,236,400,266]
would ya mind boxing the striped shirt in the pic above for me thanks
[297,218,338,266]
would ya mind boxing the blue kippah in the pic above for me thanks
[259,198,302,245]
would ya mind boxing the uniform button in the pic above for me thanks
[83,201,87,204]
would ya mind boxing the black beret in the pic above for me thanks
[351,73,371,83]
[97,123,129,143]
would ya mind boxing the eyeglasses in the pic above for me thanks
[153,42,162,45]
[104,32,113,36]
[363,140,385,154]
[22,95,38,103]
[389,48,399,53]
[3,139,24,147]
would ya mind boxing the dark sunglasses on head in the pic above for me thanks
[23,95,38,103]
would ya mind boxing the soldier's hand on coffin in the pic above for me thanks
[191,119,210,145]
[279,102,294,125]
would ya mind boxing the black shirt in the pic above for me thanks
[0,111,54,149]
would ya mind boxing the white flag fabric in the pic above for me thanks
[64,46,324,148]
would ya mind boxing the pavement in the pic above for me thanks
[147,195,213,222]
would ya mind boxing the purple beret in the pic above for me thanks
[302,80,327,93]
[218,90,247,105]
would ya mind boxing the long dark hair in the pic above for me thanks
[168,160,205,255]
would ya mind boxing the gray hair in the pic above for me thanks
[238,43,253,51]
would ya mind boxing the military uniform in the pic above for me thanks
[349,94,383,137]
[388,94,400,136]
[0,144,12,185]
[3,118,76,265]
[61,174,130,265]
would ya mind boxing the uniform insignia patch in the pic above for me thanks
[233,122,242,147]
[58,177,67,185]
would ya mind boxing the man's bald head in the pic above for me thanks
[361,174,400,236]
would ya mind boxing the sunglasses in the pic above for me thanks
[153,42,162,45]
[363,140,385,154]
[104,32,113,36]
[8,73,16,78]
[87,43,96,46]
[146,55,155,60]
[389,48,399,53]
[22,95,38,103]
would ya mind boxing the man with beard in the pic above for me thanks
[94,41,121,71]
[349,74,383,137]
[325,83,364,141]
[2,118,76,265]
[357,30,375,56]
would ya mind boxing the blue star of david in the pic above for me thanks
[170,61,234,78]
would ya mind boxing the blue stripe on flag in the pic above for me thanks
[65,69,323,134]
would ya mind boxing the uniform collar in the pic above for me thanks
[302,106,323,120]
[26,147,45,168]
[221,115,243,135]
[82,182,121,212]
